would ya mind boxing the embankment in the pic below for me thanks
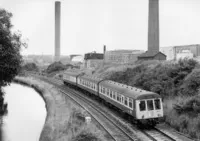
[14,76,105,141]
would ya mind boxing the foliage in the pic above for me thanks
[106,58,198,98]
[0,8,27,87]
[46,61,68,74]
[0,8,26,116]
[179,69,200,96]
[173,96,200,117]
[21,62,39,72]
[165,96,200,139]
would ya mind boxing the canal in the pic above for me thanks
[2,83,46,141]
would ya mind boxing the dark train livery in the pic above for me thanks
[62,71,163,125]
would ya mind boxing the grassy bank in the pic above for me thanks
[14,76,106,141]
[92,58,200,140]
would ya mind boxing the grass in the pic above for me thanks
[14,76,107,141]
[164,96,200,139]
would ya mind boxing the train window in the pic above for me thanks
[107,89,109,96]
[110,93,112,98]
[103,87,105,94]
[147,100,154,111]
[121,96,124,104]
[129,99,133,108]
[117,94,120,101]
[113,93,116,99]
[154,99,161,110]
[125,97,128,106]
[119,94,121,102]
[139,101,146,111]
[117,94,121,102]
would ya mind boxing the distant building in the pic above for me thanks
[137,51,166,61]
[160,44,200,60]
[105,50,145,64]
[176,50,194,60]
[83,52,104,69]
[84,52,103,60]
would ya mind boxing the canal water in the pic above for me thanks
[2,83,46,141]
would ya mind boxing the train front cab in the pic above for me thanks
[135,98,163,120]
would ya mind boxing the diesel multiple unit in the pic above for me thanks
[62,71,163,125]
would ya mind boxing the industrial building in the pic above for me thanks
[104,50,145,64]
[83,52,104,69]
[160,44,200,60]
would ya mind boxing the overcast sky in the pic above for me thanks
[1,0,200,56]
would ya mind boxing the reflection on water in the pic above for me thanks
[2,83,46,141]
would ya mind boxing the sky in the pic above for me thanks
[1,0,200,56]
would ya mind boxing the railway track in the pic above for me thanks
[142,128,177,141]
[29,73,194,141]
[40,76,139,141]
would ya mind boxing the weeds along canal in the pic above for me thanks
[1,83,46,141]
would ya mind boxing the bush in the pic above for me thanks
[105,58,198,98]
[21,63,39,72]
[46,61,67,74]
[179,69,200,96]
[174,95,200,117]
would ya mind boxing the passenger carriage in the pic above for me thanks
[62,71,84,86]
[63,71,164,125]
[77,75,102,96]
[98,80,163,121]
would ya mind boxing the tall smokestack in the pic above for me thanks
[103,45,106,55]
[148,0,159,53]
[55,1,61,62]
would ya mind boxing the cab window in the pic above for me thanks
[139,101,146,111]
[147,100,154,111]
[154,99,161,110]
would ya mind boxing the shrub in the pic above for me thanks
[174,95,200,117]
[21,63,39,72]
[179,69,200,96]
[105,58,198,98]
[46,61,67,74]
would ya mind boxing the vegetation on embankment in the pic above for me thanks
[93,58,200,139]
[14,76,106,141]
[21,63,39,72]
[0,8,27,117]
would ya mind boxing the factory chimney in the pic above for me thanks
[55,1,61,62]
[148,0,159,53]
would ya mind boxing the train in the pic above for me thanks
[62,70,164,126]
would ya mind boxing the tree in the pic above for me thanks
[0,8,27,115]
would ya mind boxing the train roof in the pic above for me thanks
[63,70,84,77]
[99,80,161,100]
[79,74,103,83]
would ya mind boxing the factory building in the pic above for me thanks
[160,44,200,60]
[104,50,145,64]
[83,52,104,69]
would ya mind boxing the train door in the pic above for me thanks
[136,100,147,119]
